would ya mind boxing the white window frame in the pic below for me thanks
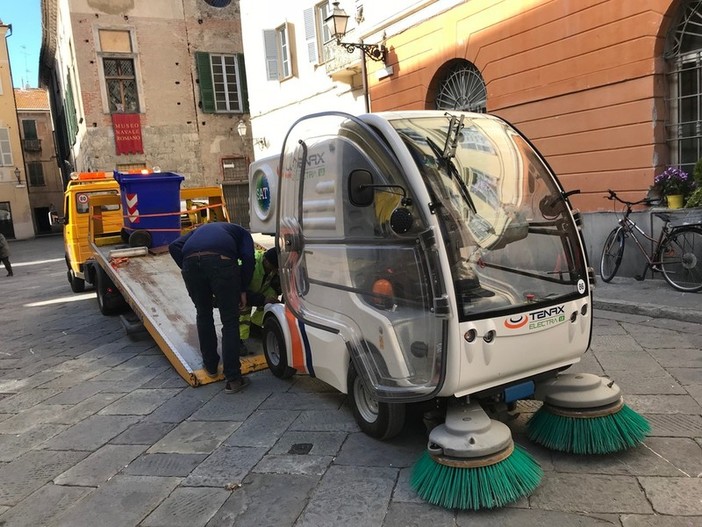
[209,54,244,112]
[315,1,333,64]
[276,23,293,79]
[0,128,12,166]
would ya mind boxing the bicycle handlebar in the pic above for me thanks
[605,189,655,208]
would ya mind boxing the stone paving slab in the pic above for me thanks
[123,453,208,477]
[297,465,397,527]
[47,414,141,450]
[0,387,63,412]
[0,483,93,527]
[639,476,702,515]
[148,420,240,454]
[620,514,702,526]
[223,409,298,447]
[529,473,652,513]
[0,449,89,506]
[646,413,702,437]
[109,420,177,445]
[551,436,702,477]
[183,445,268,487]
[205,473,319,527]
[53,444,148,486]
[267,430,347,456]
[97,388,182,415]
[51,475,181,527]
[0,424,69,462]
[456,508,620,526]
[254,453,334,476]
[140,486,231,527]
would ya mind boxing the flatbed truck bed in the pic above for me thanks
[87,193,268,387]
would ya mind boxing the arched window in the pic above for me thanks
[435,61,487,113]
[666,1,702,174]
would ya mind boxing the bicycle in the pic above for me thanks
[599,189,702,292]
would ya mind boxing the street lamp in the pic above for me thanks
[325,1,386,62]
[236,118,268,150]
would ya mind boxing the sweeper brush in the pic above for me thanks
[528,373,650,454]
[410,401,542,510]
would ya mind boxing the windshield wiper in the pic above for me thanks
[425,132,476,214]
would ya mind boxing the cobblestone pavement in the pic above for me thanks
[0,236,700,527]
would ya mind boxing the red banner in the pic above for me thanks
[112,113,144,155]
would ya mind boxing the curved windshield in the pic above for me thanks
[389,113,588,321]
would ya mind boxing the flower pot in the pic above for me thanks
[666,194,684,209]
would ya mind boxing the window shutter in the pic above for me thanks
[263,30,279,81]
[237,54,249,113]
[195,52,215,113]
[303,7,318,64]
[64,77,78,146]
[22,120,38,140]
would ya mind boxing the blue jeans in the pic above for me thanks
[181,254,242,381]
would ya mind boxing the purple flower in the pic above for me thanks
[654,167,695,195]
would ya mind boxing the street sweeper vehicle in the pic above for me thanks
[250,110,650,510]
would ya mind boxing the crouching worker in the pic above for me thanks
[169,222,254,393]
[240,247,281,354]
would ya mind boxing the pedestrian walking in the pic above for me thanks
[0,233,12,277]
[169,222,255,393]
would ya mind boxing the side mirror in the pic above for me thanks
[49,212,64,226]
[348,169,374,207]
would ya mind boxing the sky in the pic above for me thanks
[1,0,42,88]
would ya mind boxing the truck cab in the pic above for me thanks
[59,172,122,292]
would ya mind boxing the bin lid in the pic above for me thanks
[113,170,184,185]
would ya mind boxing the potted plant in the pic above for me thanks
[653,167,696,209]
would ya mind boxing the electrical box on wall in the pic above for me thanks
[248,154,279,235]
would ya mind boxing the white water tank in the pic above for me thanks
[248,154,279,235]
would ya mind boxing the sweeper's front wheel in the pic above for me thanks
[348,362,405,440]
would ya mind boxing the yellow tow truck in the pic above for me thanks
[54,170,267,386]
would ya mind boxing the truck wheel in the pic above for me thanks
[262,317,296,379]
[96,267,127,316]
[66,254,86,293]
[348,362,405,440]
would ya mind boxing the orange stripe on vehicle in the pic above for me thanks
[285,308,306,372]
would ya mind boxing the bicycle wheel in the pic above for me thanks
[599,227,625,282]
[659,227,702,292]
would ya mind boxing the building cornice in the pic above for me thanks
[39,0,58,86]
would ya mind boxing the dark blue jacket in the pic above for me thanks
[169,223,255,289]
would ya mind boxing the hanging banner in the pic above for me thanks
[112,113,144,155]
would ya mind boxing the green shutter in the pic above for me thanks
[195,52,215,113]
[65,71,79,146]
[237,54,249,113]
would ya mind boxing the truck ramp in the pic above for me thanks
[94,242,268,386]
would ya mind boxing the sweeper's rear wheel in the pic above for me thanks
[262,317,295,379]
[348,362,405,440]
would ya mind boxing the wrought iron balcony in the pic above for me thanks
[22,139,42,152]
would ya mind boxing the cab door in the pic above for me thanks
[277,113,447,402]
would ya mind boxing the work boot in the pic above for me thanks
[225,376,250,394]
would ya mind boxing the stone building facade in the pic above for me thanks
[15,88,64,234]
[39,0,253,226]
[0,22,32,240]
